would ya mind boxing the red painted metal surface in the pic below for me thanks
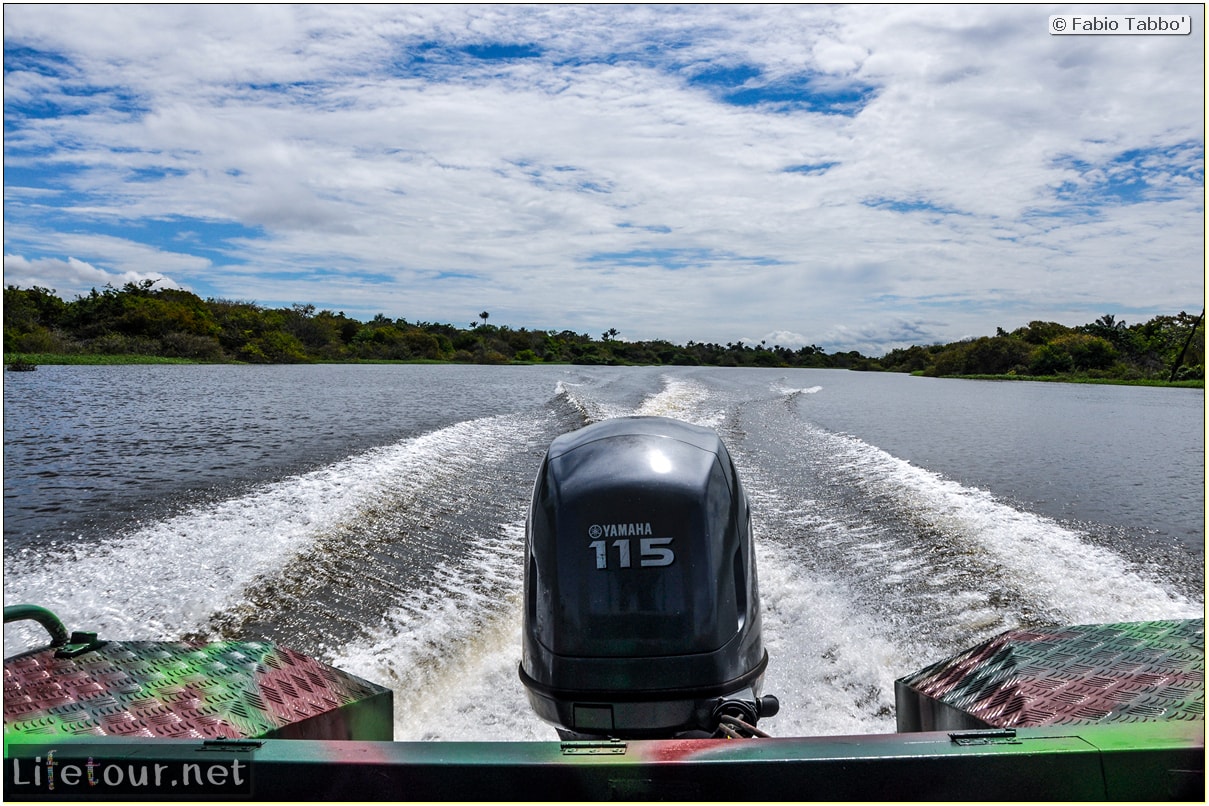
[896,619,1205,731]
[4,640,392,741]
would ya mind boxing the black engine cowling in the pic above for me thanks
[519,416,775,738]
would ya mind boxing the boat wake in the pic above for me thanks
[330,522,549,741]
[3,413,550,659]
[5,369,1199,743]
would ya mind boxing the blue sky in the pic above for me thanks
[3,4,1204,355]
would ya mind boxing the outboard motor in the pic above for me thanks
[520,416,777,738]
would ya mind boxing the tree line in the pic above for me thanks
[878,313,1203,382]
[2,282,851,368]
[3,282,1203,382]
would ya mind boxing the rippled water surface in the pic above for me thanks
[4,365,1202,739]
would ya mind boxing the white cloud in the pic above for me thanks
[740,331,815,351]
[3,254,183,299]
[811,38,869,74]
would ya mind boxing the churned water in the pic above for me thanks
[3,365,1203,739]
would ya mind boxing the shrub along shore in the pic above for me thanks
[4,283,1203,387]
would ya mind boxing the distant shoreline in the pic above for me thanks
[912,370,1203,389]
[1,353,465,368]
[6,353,1202,388]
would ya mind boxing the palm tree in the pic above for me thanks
[479,311,490,327]
[1169,309,1204,382]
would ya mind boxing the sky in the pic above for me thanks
[3,4,1204,356]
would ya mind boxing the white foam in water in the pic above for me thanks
[816,426,1201,622]
[636,376,725,427]
[736,442,1199,738]
[554,379,609,422]
[3,414,534,655]
[757,539,903,736]
[331,522,551,741]
[558,374,721,426]
[772,383,824,397]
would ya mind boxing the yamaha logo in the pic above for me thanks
[588,522,653,538]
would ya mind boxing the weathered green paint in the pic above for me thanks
[4,722,1202,800]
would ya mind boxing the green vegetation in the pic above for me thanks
[878,314,1203,385]
[4,283,1203,386]
[2,282,855,369]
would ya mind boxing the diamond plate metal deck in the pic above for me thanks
[4,640,392,741]
[895,619,1205,732]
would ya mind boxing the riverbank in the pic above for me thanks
[5,353,197,366]
[2,353,505,367]
[7,353,1204,388]
[930,372,1203,389]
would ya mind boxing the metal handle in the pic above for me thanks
[4,604,70,647]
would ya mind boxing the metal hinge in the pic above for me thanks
[949,727,1020,746]
[199,739,264,753]
[561,738,628,756]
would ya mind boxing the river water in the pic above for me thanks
[3,365,1203,739]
